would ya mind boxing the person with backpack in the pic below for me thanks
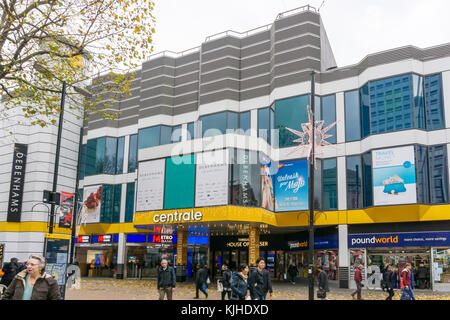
[248,258,273,300]
[317,266,330,300]
[351,264,364,300]
[400,263,415,300]
[2,255,61,300]
[157,259,176,300]
[383,265,395,300]
[194,264,208,299]
[231,264,249,300]
[219,263,232,300]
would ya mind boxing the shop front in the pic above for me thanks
[348,231,450,291]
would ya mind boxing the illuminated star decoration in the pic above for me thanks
[285,105,337,169]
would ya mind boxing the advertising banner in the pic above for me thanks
[348,232,450,248]
[7,143,28,222]
[261,155,275,211]
[372,146,416,206]
[58,192,74,228]
[248,227,260,266]
[82,185,102,223]
[136,159,165,211]
[44,234,70,299]
[195,149,229,207]
[164,154,195,210]
[274,159,308,212]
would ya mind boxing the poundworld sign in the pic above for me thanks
[153,210,203,223]
[349,232,450,248]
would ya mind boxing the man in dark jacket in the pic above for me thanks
[194,264,208,299]
[249,258,273,300]
[0,258,19,287]
[317,266,329,300]
[351,264,364,300]
[231,265,249,300]
[157,259,176,300]
[383,265,395,300]
[287,263,298,284]
[219,263,232,300]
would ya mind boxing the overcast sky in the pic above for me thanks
[151,0,450,67]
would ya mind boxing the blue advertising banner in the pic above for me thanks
[349,232,450,248]
[274,159,308,212]
[287,234,338,250]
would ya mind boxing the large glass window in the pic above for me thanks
[258,107,270,144]
[412,74,426,129]
[171,125,182,143]
[116,137,125,174]
[425,74,445,130]
[345,90,361,142]
[138,126,160,149]
[112,184,122,223]
[187,122,195,140]
[227,112,239,133]
[314,159,322,211]
[362,152,373,207]
[125,182,135,223]
[323,158,337,210]
[415,145,430,204]
[428,145,448,204]
[360,84,370,139]
[95,137,106,175]
[321,95,336,144]
[239,111,251,135]
[200,112,227,137]
[104,137,117,175]
[128,134,137,173]
[159,125,172,145]
[100,184,113,223]
[276,95,309,148]
[346,155,363,209]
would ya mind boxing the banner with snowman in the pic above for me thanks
[372,146,417,206]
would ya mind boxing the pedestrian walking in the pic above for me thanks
[383,265,395,300]
[417,263,428,289]
[317,266,330,300]
[231,264,249,300]
[400,263,415,300]
[287,263,298,284]
[248,258,273,300]
[194,264,208,299]
[157,259,176,300]
[0,258,19,287]
[1,255,61,300]
[219,263,232,300]
[351,264,364,300]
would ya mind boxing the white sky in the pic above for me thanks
[151,0,450,67]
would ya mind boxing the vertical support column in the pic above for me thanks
[249,227,260,267]
[338,224,349,288]
[116,233,127,279]
[176,228,188,282]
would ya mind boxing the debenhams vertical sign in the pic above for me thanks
[7,143,28,222]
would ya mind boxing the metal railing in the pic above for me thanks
[147,46,201,60]
[276,4,317,20]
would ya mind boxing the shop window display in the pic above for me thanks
[433,248,450,286]
[316,250,338,280]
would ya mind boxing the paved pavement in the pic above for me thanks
[65,277,450,300]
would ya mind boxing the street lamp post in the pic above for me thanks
[308,70,316,300]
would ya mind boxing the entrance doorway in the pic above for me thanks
[187,246,208,279]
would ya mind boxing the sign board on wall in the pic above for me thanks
[82,185,102,223]
[164,154,195,209]
[261,155,275,211]
[7,143,28,222]
[248,227,260,266]
[274,159,308,212]
[58,192,74,228]
[195,149,229,207]
[348,232,450,248]
[372,146,416,206]
[136,159,165,211]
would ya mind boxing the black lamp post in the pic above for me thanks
[308,70,316,300]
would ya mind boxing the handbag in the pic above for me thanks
[206,277,211,285]
[217,280,223,292]
[317,289,326,299]
[400,288,411,300]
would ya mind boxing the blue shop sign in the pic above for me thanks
[349,232,450,248]
[288,235,338,250]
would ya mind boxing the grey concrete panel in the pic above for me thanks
[274,35,321,53]
[140,75,174,88]
[174,82,199,96]
[240,74,271,90]
[202,46,241,63]
[139,95,173,108]
[140,85,174,100]
[200,78,240,93]
[241,41,271,58]
[119,107,139,119]
[201,68,240,84]
[241,30,271,48]
[241,52,271,69]
[118,116,139,127]
[241,64,270,80]
[273,59,320,77]
[275,23,320,42]
[119,98,140,110]
[174,92,198,106]
[202,36,241,52]
[174,73,199,86]
[271,71,313,90]
[88,119,119,131]
[141,66,176,78]
[175,62,200,76]
[201,57,240,73]
[138,106,173,118]
[142,56,176,70]
[274,11,320,30]
[175,52,200,66]
[274,46,320,65]
[240,86,271,101]
[173,103,198,115]
[199,90,239,105]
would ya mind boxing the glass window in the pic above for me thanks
[171,125,182,143]
[258,108,270,144]
[79,144,87,180]
[95,137,106,175]
[125,182,135,223]
[227,112,239,133]
[347,155,363,209]
[231,149,260,207]
[425,74,445,130]
[432,248,450,284]
[239,111,251,135]
[200,112,227,137]
[415,145,430,204]
[276,95,309,148]
[187,122,195,140]
[269,106,275,146]
[314,159,322,211]
[116,137,125,174]
[362,152,373,207]
[429,145,448,204]
[104,137,117,175]
[345,90,361,142]
[159,125,172,145]
[138,126,160,149]
[100,184,113,223]
[321,95,336,144]
[128,134,137,173]
[412,74,425,129]
[360,84,370,138]
[85,139,97,176]
[323,158,337,210]
[112,184,121,223]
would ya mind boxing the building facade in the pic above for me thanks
[75,6,450,291]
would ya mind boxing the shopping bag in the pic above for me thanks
[317,289,326,299]
[400,289,411,300]
[217,280,223,292]
[206,277,211,285]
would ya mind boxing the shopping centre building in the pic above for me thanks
[2,5,449,291]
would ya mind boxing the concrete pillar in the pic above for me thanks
[116,233,127,279]
[338,224,349,288]
[249,227,260,267]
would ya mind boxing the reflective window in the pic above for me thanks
[100,184,113,223]
[412,74,425,129]
[187,122,195,140]
[314,159,322,211]
[171,125,182,143]
[112,184,122,223]
[227,112,239,133]
[345,90,361,142]
[104,137,117,175]
[360,84,370,138]
[362,152,373,207]
[415,145,430,204]
[425,74,445,130]
[239,111,250,135]
[125,182,135,222]
[429,145,448,204]
[116,137,125,174]
[323,158,337,210]
[200,112,227,137]
[79,144,87,180]
[258,108,270,144]
[276,95,309,148]
[128,134,137,173]
[347,155,363,209]
[138,126,160,149]
[321,95,336,144]
[159,125,172,145]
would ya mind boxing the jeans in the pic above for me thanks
[400,287,415,300]
[385,288,394,300]
[221,290,231,300]
[351,281,362,299]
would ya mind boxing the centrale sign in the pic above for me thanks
[153,210,203,223]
